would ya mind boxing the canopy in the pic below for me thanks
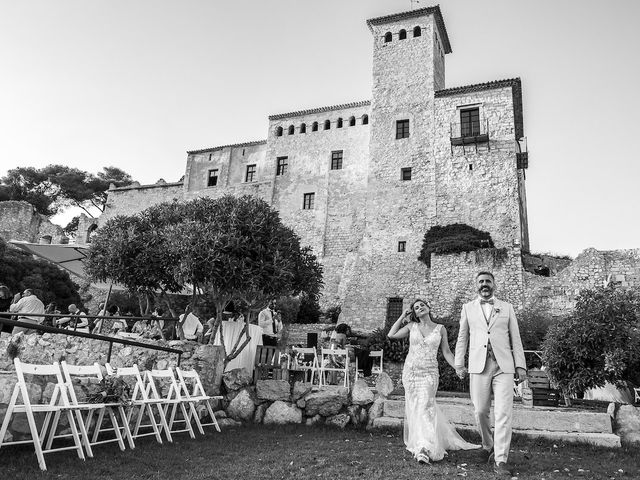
[9,240,120,290]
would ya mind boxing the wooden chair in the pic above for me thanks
[145,368,197,439]
[60,361,130,451]
[253,345,286,382]
[105,364,168,444]
[319,347,350,388]
[291,347,320,384]
[0,359,87,471]
[175,367,222,433]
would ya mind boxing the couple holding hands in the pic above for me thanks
[387,271,527,477]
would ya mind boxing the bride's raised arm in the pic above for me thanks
[387,309,412,339]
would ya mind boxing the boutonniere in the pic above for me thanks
[494,307,501,315]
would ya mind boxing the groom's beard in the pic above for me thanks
[479,286,493,297]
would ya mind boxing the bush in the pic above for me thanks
[518,302,555,350]
[418,223,494,267]
[323,304,341,324]
[295,293,321,324]
[541,285,640,399]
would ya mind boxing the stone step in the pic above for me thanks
[369,417,621,448]
[383,397,613,434]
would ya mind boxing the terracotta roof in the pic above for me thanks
[268,100,371,121]
[366,6,451,54]
[435,78,521,97]
[187,140,267,155]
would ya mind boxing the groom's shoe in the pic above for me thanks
[479,447,494,464]
[494,462,511,477]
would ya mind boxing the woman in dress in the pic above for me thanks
[388,298,479,464]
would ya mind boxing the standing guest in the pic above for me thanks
[9,288,45,334]
[387,298,479,463]
[258,299,281,346]
[55,304,89,333]
[178,305,203,342]
[0,285,13,335]
[455,271,527,477]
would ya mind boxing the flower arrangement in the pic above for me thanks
[86,376,132,404]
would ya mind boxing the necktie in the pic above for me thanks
[480,299,494,305]
[271,310,278,334]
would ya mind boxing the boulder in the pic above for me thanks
[326,413,350,429]
[304,386,349,416]
[0,375,17,404]
[375,372,394,398]
[263,401,303,425]
[223,368,253,391]
[256,380,291,402]
[226,389,256,422]
[367,397,384,427]
[292,381,314,402]
[351,379,374,405]
[217,417,242,428]
[615,405,640,445]
[254,403,267,424]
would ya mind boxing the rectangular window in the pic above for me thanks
[398,241,406,252]
[401,167,412,181]
[386,297,404,325]
[331,150,343,170]
[460,108,480,137]
[245,164,256,182]
[396,119,410,139]
[276,156,288,176]
[303,192,315,210]
[207,169,218,187]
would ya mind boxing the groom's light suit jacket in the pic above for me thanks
[455,298,526,374]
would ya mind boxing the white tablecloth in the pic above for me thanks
[583,382,634,404]
[213,321,263,374]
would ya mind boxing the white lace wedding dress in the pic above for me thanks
[402,323,479,461]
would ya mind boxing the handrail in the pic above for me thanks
[0,315,184,366]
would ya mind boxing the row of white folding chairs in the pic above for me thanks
[292,347,384,388]
[0,358,221,471]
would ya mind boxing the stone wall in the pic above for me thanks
[0,331,225,441]
[0,201,65,244]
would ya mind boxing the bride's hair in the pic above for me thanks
[409,298,434,323]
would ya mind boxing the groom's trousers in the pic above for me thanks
[469,355,514,464]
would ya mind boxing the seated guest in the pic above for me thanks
[322,323,352,384]
[92,305,125,335]
[178,305,203,342]
[9,288,45,334]
[55,304,89,333]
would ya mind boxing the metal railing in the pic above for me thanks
[0,314,184,366]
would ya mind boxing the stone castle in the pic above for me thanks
[60,7,638,328]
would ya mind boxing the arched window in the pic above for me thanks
[288,125,295,135]
[349,116,356,126]
[384,32,392,43]
[399,29,407,40]
[312,121,318,132]
[324,120,331,130]
[362,114,369,125]
[337,117,343,128]
[300,123,306,133]
[86,224,98,244]
[276,126,283,137]
[413,26,421,37]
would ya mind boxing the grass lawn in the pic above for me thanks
[1,424,638,479]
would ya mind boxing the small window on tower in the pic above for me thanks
[399,29,407,40]
[362,114,369,125]
[303,192,315,210]
[331,150,343,170]
[245,164,256,182]
[276,156,288,176]
[398,241,406,252]
[312,121,318,132]
[396,119,410,139]
[401,167,412,181]
[207,169,218,187]
[413,26,422,37]
[384,32,392,43]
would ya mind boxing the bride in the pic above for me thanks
[388,298,479,464]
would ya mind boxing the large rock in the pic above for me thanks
[0,375,17,404]
[347,405,367,427]
[326,413,350,429]
[304,386,349,416]
[616,405,640,445]
[226,389,256,422]
[351,379,374,405]
[292,381,314,402]
[254,403,267,424]
[376,372,394,398]
[223,368,253,391]
[367,397,384,427]
[263,401,303,425]
[217,417,242,428]
[256,380,291,402]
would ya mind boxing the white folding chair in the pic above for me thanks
[355,349,384,380]
[291,347,320,384]
[175,367,222,433]
[145,368,196,439]
[0,358,86,471]
[319,347,350,388]
[105,364,169,443]
[61,361,131,451]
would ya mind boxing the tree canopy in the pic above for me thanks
[0,165,133,217]
[85,195,324,362]
[541,285,640,400]
[418,223,495,267]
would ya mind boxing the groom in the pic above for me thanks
[454,271,527,477]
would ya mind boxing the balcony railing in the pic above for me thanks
[449,119,490,151]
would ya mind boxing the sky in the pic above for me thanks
[1,0,639,257]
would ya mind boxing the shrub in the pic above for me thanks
[541,285,640,401]
[295,293,321,324]
[517,302,555,350]
[418,223,494,267]
[323,304,341,324]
